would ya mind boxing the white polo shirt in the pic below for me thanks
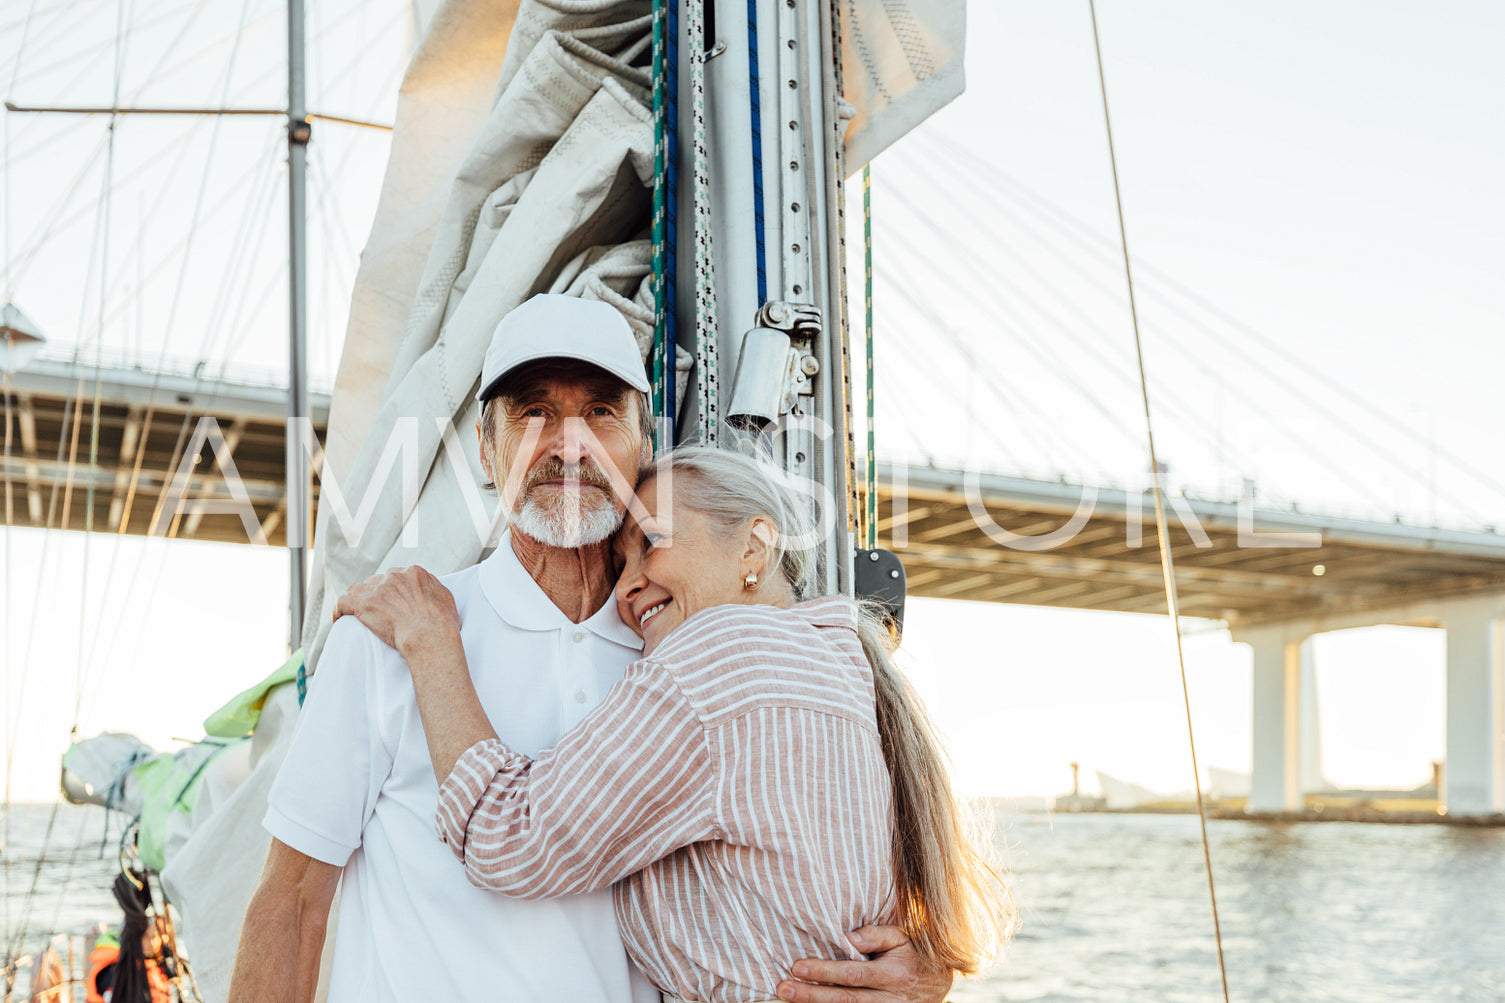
[265,534,658,1003]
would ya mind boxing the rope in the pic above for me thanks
[110,868,156,1003]
[1,356,11,968]
[1087,6,1230,1002]
[863,164,875,550]
[650,0,666,446]
[686,0,719,443]
[827,0,858,553]
[0,3,37,956]
[77,0,135,733]
[4,799,61,970]
[666,0,680,446]
[745,0,767,304]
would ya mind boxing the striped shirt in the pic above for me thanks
[435,596,896,1003]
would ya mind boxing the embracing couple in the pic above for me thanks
[229,295,1007,1003]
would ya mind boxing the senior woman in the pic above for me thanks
[337,447,1009,1003]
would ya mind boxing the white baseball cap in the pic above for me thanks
[476,294,651,403]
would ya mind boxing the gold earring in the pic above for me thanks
[743,571,758,591]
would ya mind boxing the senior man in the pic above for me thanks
[230,294,948,1003]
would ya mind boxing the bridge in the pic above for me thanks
[5,356,1504,817]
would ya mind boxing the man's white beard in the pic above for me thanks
[510,488,623,548]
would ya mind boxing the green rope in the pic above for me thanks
[863,164,875,550]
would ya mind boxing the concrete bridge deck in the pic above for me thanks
[8,357,1505,630]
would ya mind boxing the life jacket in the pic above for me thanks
[87,942,120,1003]
[86,941,170,1003]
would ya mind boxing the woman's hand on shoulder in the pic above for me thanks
[333,566,462,659]
[778,925,952,1003]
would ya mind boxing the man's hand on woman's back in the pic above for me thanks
[778,925,951,1003]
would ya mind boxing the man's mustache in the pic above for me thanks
[523,457,614,494]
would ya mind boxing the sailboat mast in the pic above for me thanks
[286,0,311,651]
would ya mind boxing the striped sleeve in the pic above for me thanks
[434,658,720,899]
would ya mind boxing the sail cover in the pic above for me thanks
[161,2,962,999]
[840,0,965,170]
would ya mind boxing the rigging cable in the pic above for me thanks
[1,0,43,967]
[687,0,720,443]
[1087,5,1231,1001]
[651,0,669,449]
[76,0,264,723]
[665,0,680,446]
[824,0,858,559]
[745,0,767,304]
[863,163,875,549]
[78,0,137,731]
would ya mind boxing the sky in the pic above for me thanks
[2,0,1502,801]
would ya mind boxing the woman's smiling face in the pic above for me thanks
[614,474,764,655]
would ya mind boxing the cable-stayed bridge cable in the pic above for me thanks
[927,134,1497,520]
[882,154,1407,516]
[907,134,1486,523]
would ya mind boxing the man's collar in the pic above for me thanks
[479,531,643,651]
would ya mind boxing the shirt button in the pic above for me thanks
[574,690,587,704]
[572,630,585,643]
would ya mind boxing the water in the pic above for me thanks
[4,803,1504,1001]
[3,804,126,946]
[963,811,1505,1003]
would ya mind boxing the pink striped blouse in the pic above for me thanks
[435,596,897,1003]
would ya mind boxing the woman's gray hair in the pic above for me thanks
[645,445,822,601]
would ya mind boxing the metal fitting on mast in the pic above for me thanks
[726,301,823,429]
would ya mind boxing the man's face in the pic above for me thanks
[479,361,646,548]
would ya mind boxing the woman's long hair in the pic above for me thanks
[647,446,1013,976]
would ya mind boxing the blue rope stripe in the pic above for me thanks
[651,0,668,446]
[664,0,679,441]
[746,0,767,304]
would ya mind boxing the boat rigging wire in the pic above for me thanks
[4,103,394,132]
[2,0,41,963]
[823,0,857,559]
[77,0,136,729]
[2,0,208,102]
[666,0,680,446]
[745,0,766,304]
[4,4,268,949]
[863,164,875,549]
[687,0,719,444]
[1087,4,1231,1000]
[651,0,670,448]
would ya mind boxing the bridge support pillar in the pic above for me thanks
[1242,627,1310,812]
[1443,600,1505,816]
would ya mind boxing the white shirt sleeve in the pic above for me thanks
[264,616,394,867]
